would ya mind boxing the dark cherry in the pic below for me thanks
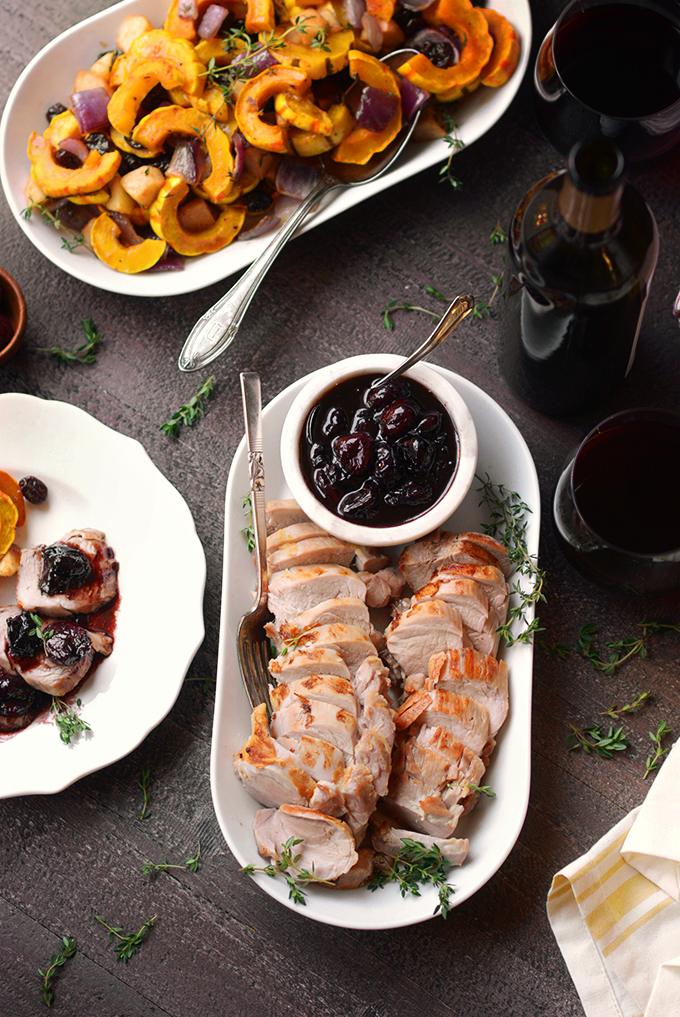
[313,467,342,502]
[0,669,48,731]
[380,399,420,438]
[350,408,378,435]
[44,621,92,666]
[385,480,434,506]
[5,611,42,659]
[373,443,399,489]
[321,406,349,439]
[244,185,274,215]
[397,435,435,475]
[309,442,329,467]
[414,410,443,435]
[363,377,411,411]
[338,479,380,519]
[39,544,92,596]
[54,148,82,170]
[331,432,375,476]
[45,102,68,122]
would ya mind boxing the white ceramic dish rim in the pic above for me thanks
[280,353,479,546]
[211,365,540,930]
[0,0,532,297]
[0,393,206,798]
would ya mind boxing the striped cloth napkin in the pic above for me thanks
[547,739,680,1017]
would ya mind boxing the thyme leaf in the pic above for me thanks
[29,612,53,643]
[50,697,91,745]
[475,473,544,645]
[578,621,680,675]
[38,936,76,1008]
[467,782,495,798]
[141,843,201,878]
[160,375,215,437]
[601,690,652,719]
[94,913,156,962]
[40,318,102,365]
[241,836,336,904]
[138,765,152,820]
[644,720,673,779]
[566,723,630,759]
[369,838,455,918]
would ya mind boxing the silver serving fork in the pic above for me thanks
[236,371,273,715]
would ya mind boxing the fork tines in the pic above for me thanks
[237,621,273,716]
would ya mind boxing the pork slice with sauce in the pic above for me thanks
[16,528,118,618]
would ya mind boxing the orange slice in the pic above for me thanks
[0,470,25,527]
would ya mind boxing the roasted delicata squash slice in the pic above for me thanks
[44,110,82,146]
[246,0,276,33]
[109,29,207,97]
[27,133,121,198]
[274,92,333,134]
[132,105,236,202]
[149,176,246,255]
[235,66,310,152]
[109,127,162,158]
[107,58,185,135]
[332,50,401,165]
[265,26,354,79]
[479,7,521,88]
[397,0,493,94]
[89,212,167,272]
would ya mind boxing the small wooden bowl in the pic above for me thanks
[0,268,26,365]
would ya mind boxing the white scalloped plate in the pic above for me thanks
[211,367,539,929]
[0,394,206,797]
[0,0,531,296]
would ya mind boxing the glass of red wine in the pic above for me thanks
[534,0,680,161]
[553,408,680,594]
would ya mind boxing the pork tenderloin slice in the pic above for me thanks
[334,847,376,889]
[455,532,513,578]
[383,772,464,838]
[412,576,490,632]
[354,728,393,797]
[270,674,357,717]
[268,646,352,684]
[233,703,317,809]
[253,804,358,882]
[268,536,357,574]
[395,689,490,756]
[371,811,468,866]
[434,562,509,617]
[275,598,371,646]
[16,529,118,617]
[271,694,358,760]
[291,623,376,676]
[399,531,510,591]
[353,546,391,573]
[309,780,345,817]
[357,567,405,608]
[385,600,468,678]
[276,733,346,785]
[266,522,329,553]
[395,726,486,798]
[265,499,308,535]
[426,648,509,736]
[268,565,367,626]
[353,655,392,702]
[338,762,379,842]
[465,611,502,659]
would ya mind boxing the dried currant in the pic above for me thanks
[39,545,92,596]
[19,476,48,504]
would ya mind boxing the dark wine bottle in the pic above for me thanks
[497,140,659,415]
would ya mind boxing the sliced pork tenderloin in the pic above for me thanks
[16,529,118,618]
[395,689,491,757]
[338,762,379,841]
[353,655,392,702]
[4,610,95,697]
[266,522,329,553]
[426,648,509,736]
[371,811,469,866]
[399,531,511,592]
[233,704,317,809]
[270,689,358,761]
[357,567,405,608]
[265,499,308,535]
[268,536,357,574]
[412,575,490,632]
[382,771,465,838]
[353,546,391,573]
[270,674,358,718]
[276,733,347,785]
[268,646,352,685]
[434,562,509,619]
[334,847,376,889]
[268,565,367,627]
[286,623,376,676]
[253,804,358,882]
[385,600,469,678]
[272,597,371,647]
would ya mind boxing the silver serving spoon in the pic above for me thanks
[373,294,475,388]
[178,49,424,372]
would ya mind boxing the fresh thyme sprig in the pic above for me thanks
[185,674,216,693]
[241,836,336,904]
[278,634,303,658]
[160,375,215,436]
[566,723,630,759]
[475,474,544,645]
[50,697,91,745]
[94,913,157,962]
[141,843,201,878]
[601,690,652,719]
[138,765,152,820]
[38,936,76,1008]
[22,201,93,255]
[369,838,455,918]
[242,492,255,552]
[29,612,53,643]
[578,621,680,675]
[40,318,103,365]
[467,782,495,798]
[380,285,447,330]
[437,105,464,190]
[644,720,673,779]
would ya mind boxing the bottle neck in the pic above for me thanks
[557,175,622,234]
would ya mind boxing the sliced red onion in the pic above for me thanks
[109,211,145,246]
[167,138,203,184]
[273,193,303,222]
[232,130,245,182]
[198,4,229,39]
[408,26,462,68]
[236,214,281,240]
[361,12,383,53]
[398,75,429,121]
[146,247,184,271]
[275,158,322,199]
[178,0,198,16]
[57,200,100,232]
[337,0,366,29]
[58,137,89,164]
[355,85,400,132]
[70,88,111,134]
[231,44,278,78]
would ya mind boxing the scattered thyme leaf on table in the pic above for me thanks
[40,317,102,365]
[185,674,216,693]
[94,913,156,962]
[160,375,215,436]
[601,690,652,719]
[566,723,630,759]
[644,720,673,779]
[38,935,76,1008]
[50,696,91,745]
[369,838,455,918]
[475,473,544,645]
[578,621,680,674]
[141,843,201,878]
[241,836,336,905]
[138,765,152,820]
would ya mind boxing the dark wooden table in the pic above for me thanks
[2,2,679,1013]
